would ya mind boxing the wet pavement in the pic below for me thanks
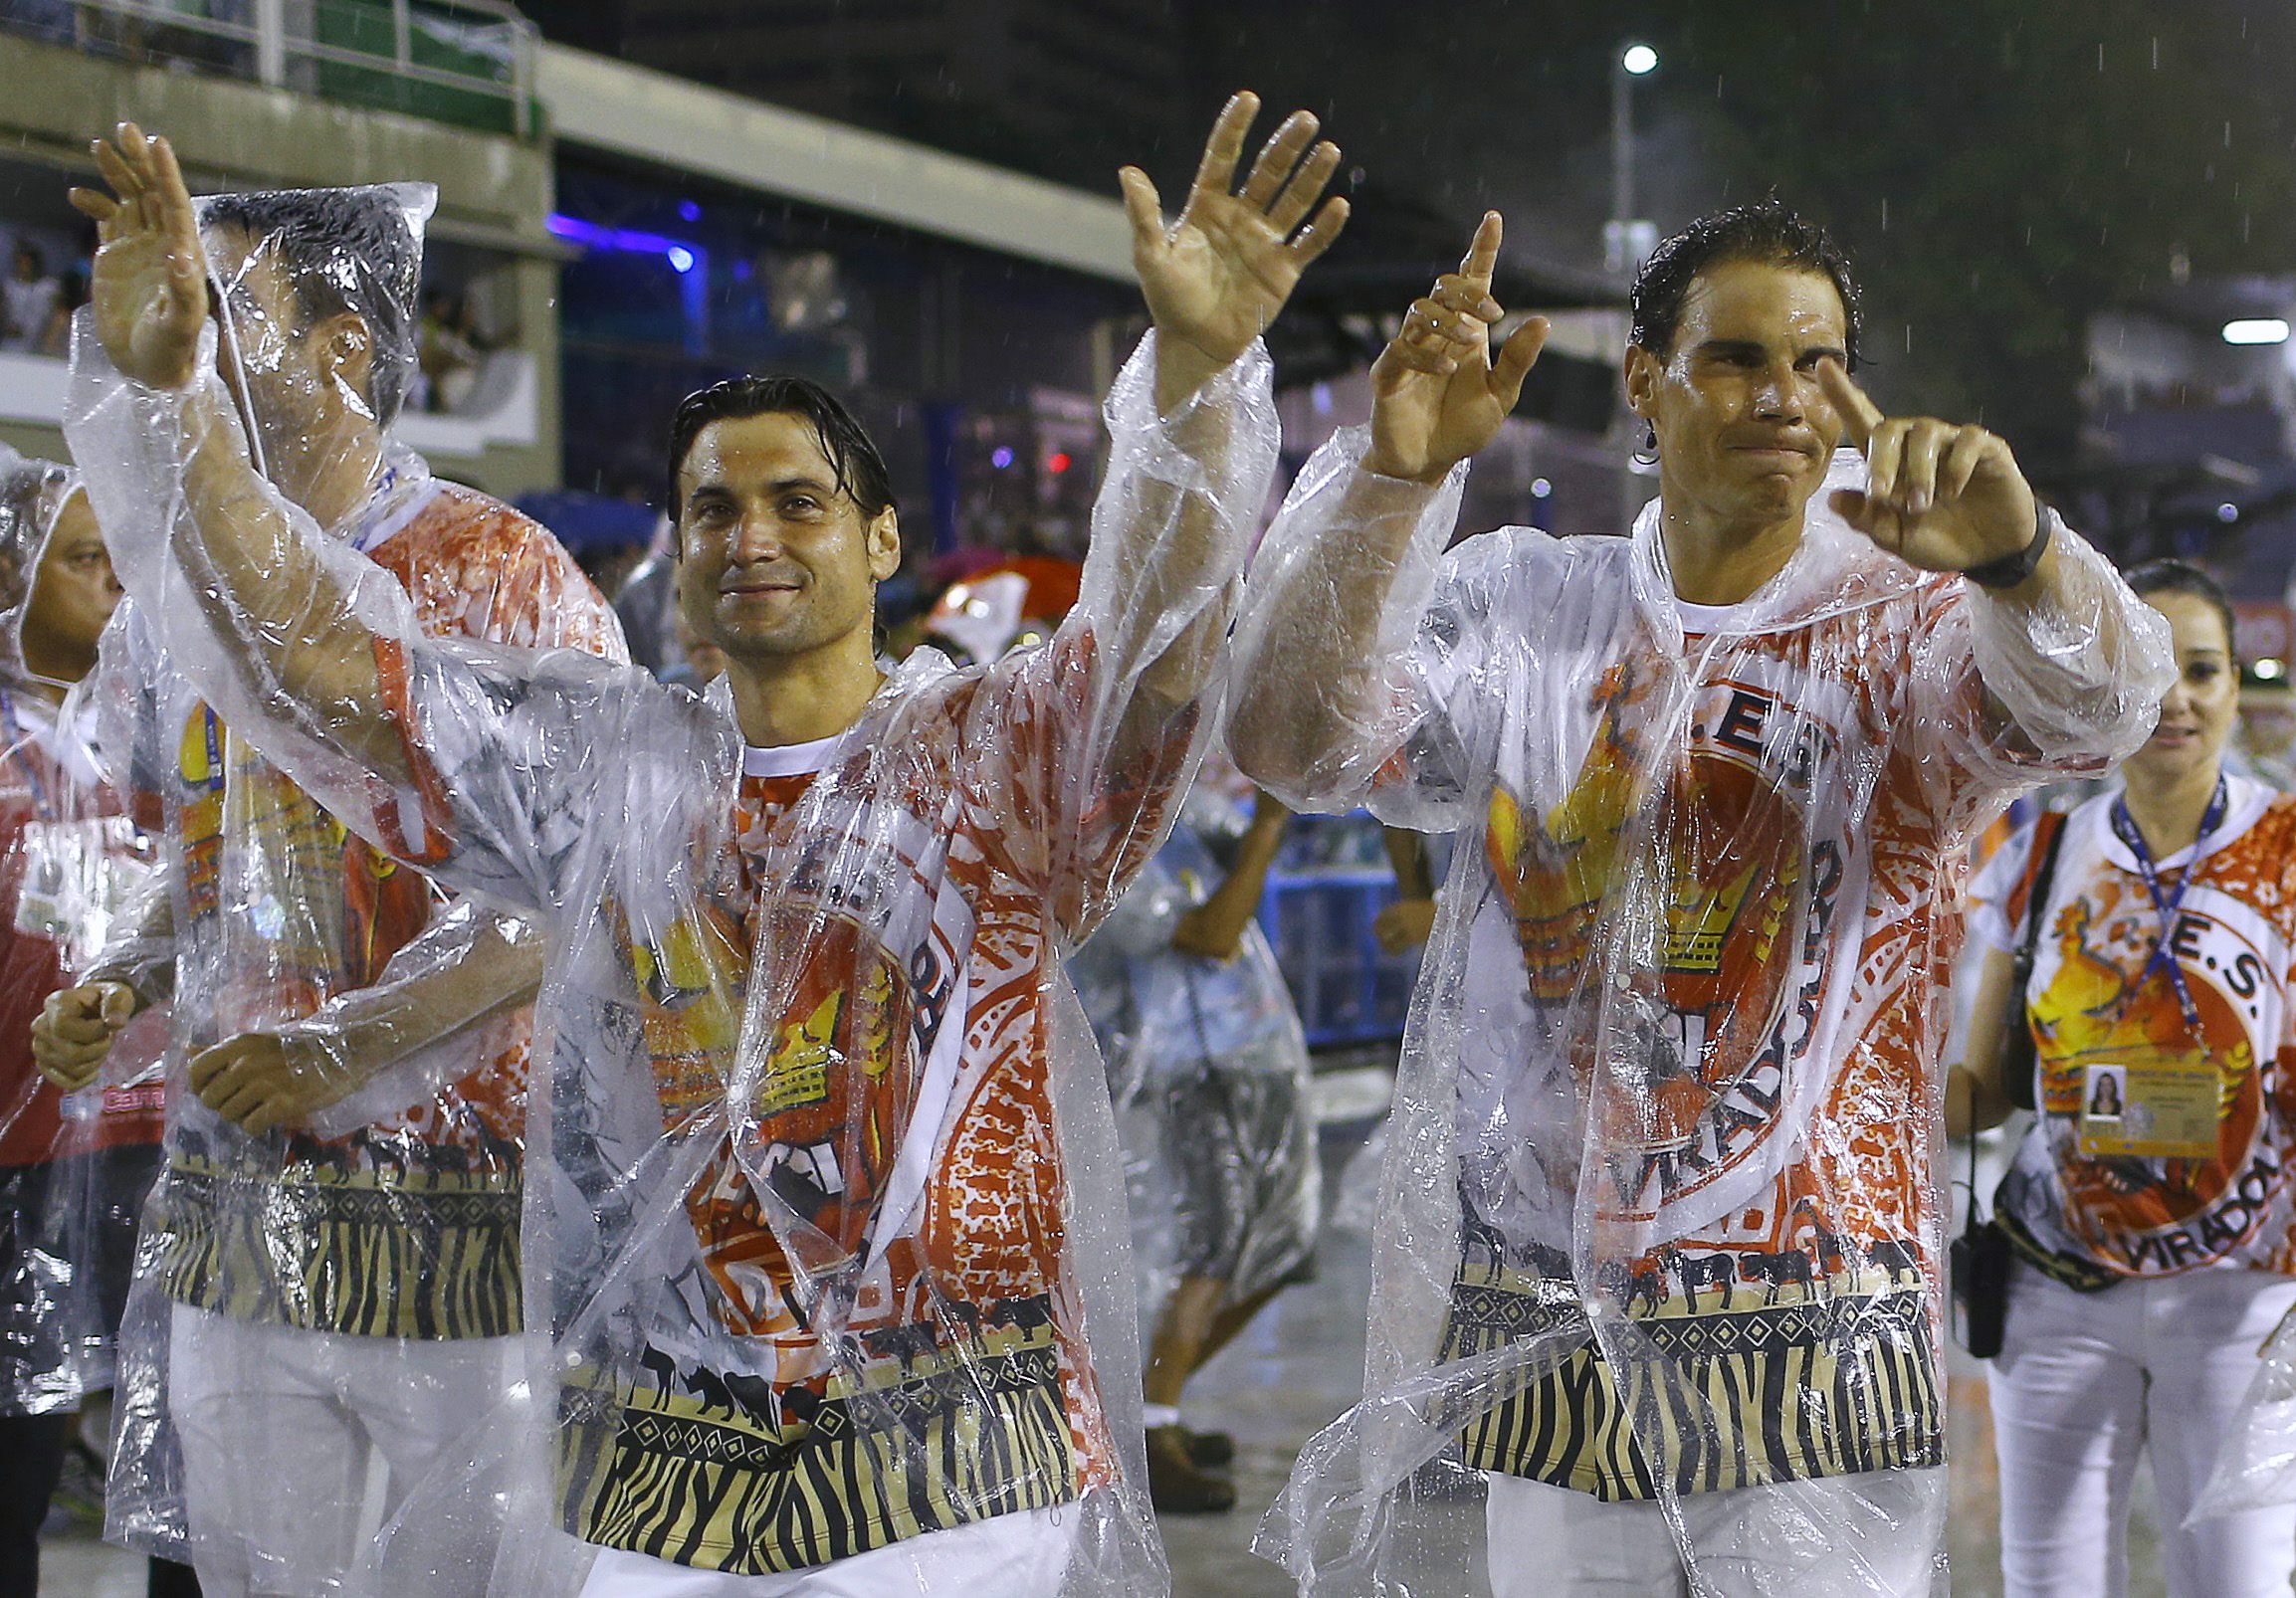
[36,1075,2180,1597]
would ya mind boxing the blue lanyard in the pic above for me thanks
[2109,775,2227,1044]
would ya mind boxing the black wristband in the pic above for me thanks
[1965,500,2053,591]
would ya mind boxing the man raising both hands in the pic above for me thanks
[68,98,1342,1594]
[1235,206,2172,1594]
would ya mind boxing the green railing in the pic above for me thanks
[0,0,536,136]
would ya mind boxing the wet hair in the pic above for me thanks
[1630,199,1863,368]
[200,188,421,427]
[665,375,896,538]
[2125,557,2236,657]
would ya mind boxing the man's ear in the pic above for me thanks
[319,312,376,413]
[1622,343,1658,423]
[866,506,901,582]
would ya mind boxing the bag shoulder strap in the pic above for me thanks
[2014,810,2071,965]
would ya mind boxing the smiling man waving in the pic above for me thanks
[67,95,1343,1596]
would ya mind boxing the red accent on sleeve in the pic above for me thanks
[368,634,456,868]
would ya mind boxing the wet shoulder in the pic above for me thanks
[373,483,572,578]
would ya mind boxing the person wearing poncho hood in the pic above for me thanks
[64,99,1345,1596]
[0,448,173,1595]
[1230,204,2176,1595]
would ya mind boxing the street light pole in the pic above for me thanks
[1610,43,1661,528]
[1610,61,1633,278]
[1607,43,1658,280]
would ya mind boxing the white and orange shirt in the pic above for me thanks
[102,460,625,1340]
[1310,467,2169,1502]
[360,627,1194,1574]
[1976,775,2296,1284]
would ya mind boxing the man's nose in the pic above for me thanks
[1752,363,1802,419]
[731,510,785,563]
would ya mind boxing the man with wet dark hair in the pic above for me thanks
[665,375,895,544]
[1627,198,1864,376]
[1234,203,2175,1593]
[69,99,1346,1594]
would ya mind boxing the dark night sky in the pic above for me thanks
[523,0,2296,458]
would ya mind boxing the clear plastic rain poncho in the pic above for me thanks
[67,183,628,1593]
[1231,429,2176,1596]
[0,449,160,1418]
[68,307,1277,1594]
[1071,783,1319,1327]
[2196,1303,2296,1522]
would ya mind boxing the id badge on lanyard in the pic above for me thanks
[2078,781,2228,1161]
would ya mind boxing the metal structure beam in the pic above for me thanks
[534,43,1133,283]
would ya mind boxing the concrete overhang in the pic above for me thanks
[534,43,1133,283]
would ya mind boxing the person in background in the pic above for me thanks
[0,450,192,1596]
[1072,781,1318,1514]
[1952,559,2296,1598]
[3,241,62,354]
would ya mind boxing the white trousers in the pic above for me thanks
[1987,1258,2296,1598]
[168,1302,521,1598]
[576,1505,1077,1596]
[1483,1466,1945,1597]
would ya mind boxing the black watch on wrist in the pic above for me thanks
[1964,501,2053,591]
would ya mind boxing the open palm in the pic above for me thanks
[1121,93,1349,372]
[71,122,209,390]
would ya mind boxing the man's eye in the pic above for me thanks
[783,497,822,516]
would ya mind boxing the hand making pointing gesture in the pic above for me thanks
[1817,359,2047,584]
[1363,211,1551,486]
[1124,92,1350,407]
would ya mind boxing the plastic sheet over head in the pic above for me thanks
[1235,429,2175,1595]
[70,299,1279,1593]
[192,180,436,483]
[59,171,664,1590]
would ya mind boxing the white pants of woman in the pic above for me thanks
[1483,1466,1945,1597]
[576,1506,1076,1596]
[1987,1257,2296,1598]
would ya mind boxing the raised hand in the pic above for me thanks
[1364,212,1550,485]
[1121,92,1349,396]
[1818,360,2042,577]
[68,122,209,391]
